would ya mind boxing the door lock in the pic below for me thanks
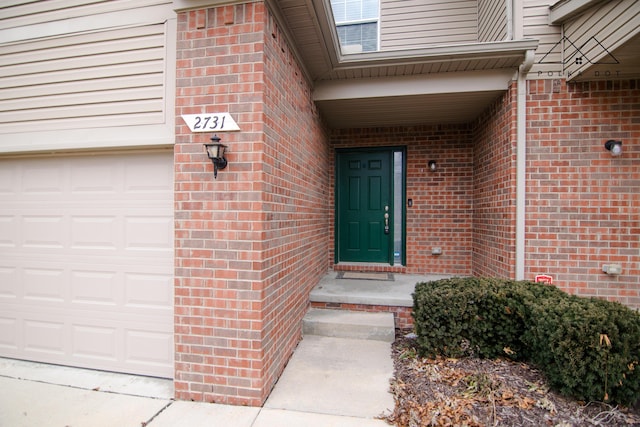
[384,207,390,234]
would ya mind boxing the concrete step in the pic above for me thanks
[303,308,395,343]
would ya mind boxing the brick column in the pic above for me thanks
[174,3,267,406]
[174,1,329,405]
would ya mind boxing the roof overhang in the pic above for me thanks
[314,40,538,128]
[549,0,604,25]
[314,68,520,128]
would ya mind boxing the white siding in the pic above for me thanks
[0,0,171,33]
[0,0,175,153]
[380,0,478,50]
[524,0,563,78]
[562,0,640,78]
[478,0,507,42]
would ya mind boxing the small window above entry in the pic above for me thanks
[330,0,379,53]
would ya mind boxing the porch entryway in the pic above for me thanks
[309,271,453,329]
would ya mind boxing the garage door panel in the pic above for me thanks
[123,156,173,193]
[24,319,66,356]
[71,216,119,249]
[126,329,173,366]
[0,151,173,378]
[125,216,173,250]
[0,316,18,350]
[124,273,173,309]
[0,266,18,298]
[72,324,118,361]
[0,163,17,194]
[0,215,18,246]
[23,267,66,302]
[23,215,66,248]
[70,161,119,193]
[71,270,118,305]
[22,163,65,194]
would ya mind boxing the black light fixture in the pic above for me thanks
[204,134,227,179]
[428,160,437,172]
[604,140,622,157]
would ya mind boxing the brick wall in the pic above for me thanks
[259,6,330,401]
[330,126,474,275]
[472,83,518,278]
[174,2,329,405]
[525,79,640,308]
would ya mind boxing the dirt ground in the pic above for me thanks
[382,330,640,427]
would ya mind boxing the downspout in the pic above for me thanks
[505,0,513,40]
[516,49,535,280]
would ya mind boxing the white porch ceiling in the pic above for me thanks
[315,91,506,128]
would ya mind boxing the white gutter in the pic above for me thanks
[335,39,539,68]
[515,49,535,280]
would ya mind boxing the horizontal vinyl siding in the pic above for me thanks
[524,0,563,77]
[478,0,507,42]
[380,0,478,50]
[562,0,640,77]
[0,0,175,152]
[0,0,170,30]
[0,24,167,134]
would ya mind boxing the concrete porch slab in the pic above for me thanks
[310,272,453,307]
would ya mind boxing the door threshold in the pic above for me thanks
[334,263,406,274]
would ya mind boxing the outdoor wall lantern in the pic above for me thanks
[604,140,622,157]
[428,160,437,172]
[204,134,227,179]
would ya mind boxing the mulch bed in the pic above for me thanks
[382,330,640,426]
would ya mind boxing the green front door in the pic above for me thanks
[336,150,393,263]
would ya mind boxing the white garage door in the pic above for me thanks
[0,150,174,378]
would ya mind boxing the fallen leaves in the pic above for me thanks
[382,332,640,427]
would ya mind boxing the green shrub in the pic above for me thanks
[412,277,640,405]
[522,295,640,405]
[412,277,529,359]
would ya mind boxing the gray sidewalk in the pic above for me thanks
[0,334,393,427]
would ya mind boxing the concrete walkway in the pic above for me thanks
[0,335,393,427]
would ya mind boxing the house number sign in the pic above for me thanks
[181,113,240,132]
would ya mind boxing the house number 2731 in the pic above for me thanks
[195,115,225,130]
[181,113,240,132]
